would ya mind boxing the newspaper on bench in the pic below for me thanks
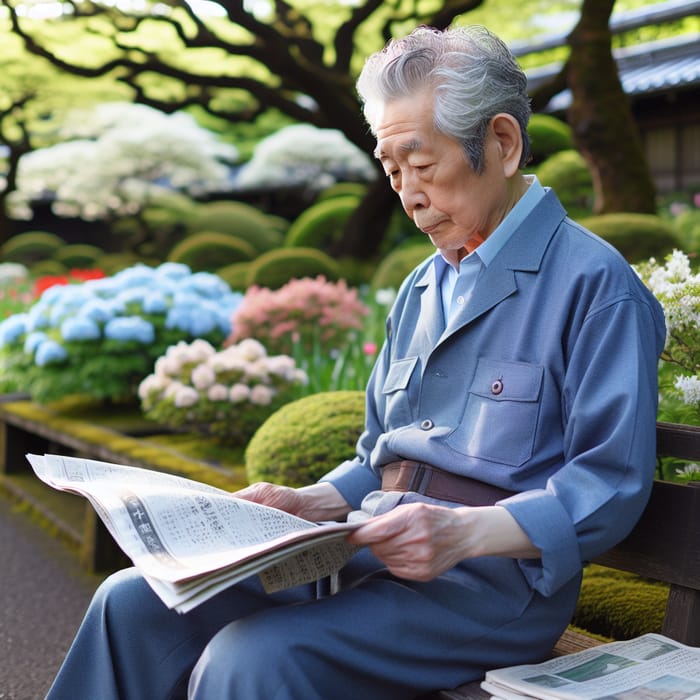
[26,454,360,614]
[482,633,700,700]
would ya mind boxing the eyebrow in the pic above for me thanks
[373,138,423,160]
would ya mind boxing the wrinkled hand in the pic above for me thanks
[347,502,539,581]
[234,481,352,523]
[234,482,306,516]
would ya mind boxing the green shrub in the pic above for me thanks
[1,231,64,265]
[29,259,67,277]
[527,113,574,166]
[96,252,152,276]
[53,244,103,269]
[576,213,680,263]
[246,247,341,289]
[536,150,594,219]
[216,261,251,292]
[245,390,366,487]
[370,242,435,292]
[317,182,369,201]
[185,200,284,254]
[284,195,360,251]
[572,565,667,639]
[167,231,256,272]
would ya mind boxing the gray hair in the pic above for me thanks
[356,25,532,173]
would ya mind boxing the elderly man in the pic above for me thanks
[47,25,665,700]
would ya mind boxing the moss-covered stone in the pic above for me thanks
[572,564,667,640]
[245,391,365,487]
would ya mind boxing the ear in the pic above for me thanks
[490,113,524,178]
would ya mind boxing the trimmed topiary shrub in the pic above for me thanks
[572,565,667,639]
[1,231,64,265]
[536,149,594,219]
[245,247,341,289]
[370,241,435,292]
[527,113,574,166]
[167,231,257,272]
[245,390,366,487]
[284,195,360,251]
[576,213,680,263]
[29,259,67,277]
[216,262,251,292]
[53,244,103,269]
[317,182,369,201]
[185,200,284,254]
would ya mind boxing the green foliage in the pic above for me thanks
[216,262,251,292]
[527,113,574,166]
[1,231,64,265]
[370,242,435,292]
[29,259,67,277]
[167,231,257,272]
[284,195,360,251]
[572,565,667,639]
[53,243,103,269]
[185,201,284,254]
[535,150,594,219]
[317,182,369,201]
[577,213,680,264]
[245,390,366,487]
[246,247,341,290]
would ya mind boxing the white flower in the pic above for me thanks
[229,383,251,403]
[236,338,266,361]
[173,386,199,408]
[191,363,216,390]
[674,375,700,406]
[250,384,274,406]
[375,288,397,306]
[137,373,169,400]
[207,383,229,402]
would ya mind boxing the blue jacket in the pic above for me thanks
[323,189,666,597]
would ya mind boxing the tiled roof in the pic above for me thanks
[525,33,700,112]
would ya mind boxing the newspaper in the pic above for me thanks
[482,633,700,700]
[26,453,360,613]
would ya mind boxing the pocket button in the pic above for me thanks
[420,419,434,430]
[491,379,504,395]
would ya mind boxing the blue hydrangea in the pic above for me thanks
[35,339,68,366]
[164,306,196,334]
[61,316,101,342]
[0,313,28,347]
[142,291,169,315]
[81,299,115,324]
[104,317,155,344]
[182,272,231,299]
[24,331,48,355]
[25,303,51,332]
[156,262,191,281]
[111,264,160,289]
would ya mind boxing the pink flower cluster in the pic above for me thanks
[227,276,369,355]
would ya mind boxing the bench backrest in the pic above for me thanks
[593,422,700,645]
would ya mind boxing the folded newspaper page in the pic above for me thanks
[482,633,700,700]
[26,454,360,613]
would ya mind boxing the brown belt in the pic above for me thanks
[381,460,516,506]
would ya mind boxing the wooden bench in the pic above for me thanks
[425,421,700,699]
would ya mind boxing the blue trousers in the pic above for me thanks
[46,551,579,699]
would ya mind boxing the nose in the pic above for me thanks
[400,172,429,213]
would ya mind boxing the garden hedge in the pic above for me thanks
[245,390,366,487]
[576,213,680,263]
[527,113,574,166]
[53,243,103,269]
[284,194,360,251]
[185,200,285,254]
[535,149,594,219]
[167,231,257,272]
[244,247,341,289]
[1,231,64,265]
[370,241,435,291]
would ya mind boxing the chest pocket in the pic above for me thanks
[447,357,544,467]
[382,356,419,428]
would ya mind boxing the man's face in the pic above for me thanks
[373,90,511,266]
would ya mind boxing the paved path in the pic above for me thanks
[0,494,105,700]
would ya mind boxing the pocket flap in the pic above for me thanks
[382,356,419,394]
[470,357,543,402]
